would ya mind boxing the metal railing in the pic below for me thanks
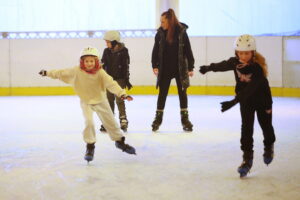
[0,29,157,39]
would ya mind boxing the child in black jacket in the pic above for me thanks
[200,34,276,178]
[100,30,132,132]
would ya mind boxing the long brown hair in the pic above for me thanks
[161,8,181,44]
[254,51,268,77]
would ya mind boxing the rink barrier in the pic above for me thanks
[0,30,156,39]
[0,86,299,97]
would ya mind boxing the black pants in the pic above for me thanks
[157,75,188,110]
[240,103,276,152]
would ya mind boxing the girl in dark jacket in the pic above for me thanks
[200,34,276,178]
[151,8,195,132]
[100,30,132,132]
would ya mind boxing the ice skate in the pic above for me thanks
[84,143,95,163]
[181,110,193,132]
[237,151,253,178]
[152,110,163,132]
[115,137,136,155]
[263,145,274,165]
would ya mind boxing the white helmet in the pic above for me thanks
[80,47,100,58]
[103,30,121,42]
[234,34,256,51]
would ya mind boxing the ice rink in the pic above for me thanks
[0,95,299,200]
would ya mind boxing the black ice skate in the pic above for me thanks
[84,143,95,163]
[237,151,253,178]
[263,145,274,165]
[115,137,136,155]
[181,110,193,132]
[120,117,128,132]
[100,125,106,132]
[152,110,163,132]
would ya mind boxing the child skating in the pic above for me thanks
[199,34,276,178]
[39,47,136,163]
[100,30,132,132]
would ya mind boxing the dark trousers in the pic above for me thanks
[157,75,188,110]
[106,79,126,119]
[240,103,276,152]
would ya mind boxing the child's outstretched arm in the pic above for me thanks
[120,94,133,101]
[39,67,76,84]
[220,76,265,112]
[39,70,47,76]
[220,99,238,112]
[102,70,133,101]
[199,57,238,74]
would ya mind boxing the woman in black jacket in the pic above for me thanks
[200,34,276,178]
[151,8,195,132]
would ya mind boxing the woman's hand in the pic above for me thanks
[153,68,159,76]
[188,71,194,77]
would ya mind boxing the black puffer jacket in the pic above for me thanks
[203,57,273,109]
[152,23,194,89]
[101,43,132,89]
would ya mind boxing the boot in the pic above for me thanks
[152,110,163,132]
[115,137,136,155]
[181,110,193,132]
[263,144,274,165]
[120,116,128,132]
[237,151,253,178]
[84,143,95,163]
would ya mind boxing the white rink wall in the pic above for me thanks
[0,36,299,88]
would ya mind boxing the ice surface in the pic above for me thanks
[0,95,299,200]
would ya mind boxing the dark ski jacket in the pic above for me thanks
[101,43,132,89]
[151,23,195,89]
[204,57,273,109]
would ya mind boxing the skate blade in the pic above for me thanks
[240,173,247,178]
[238,168,250,178]
[183,128,193,132]
[84,156,93,162]
[264,157,273,165]
[152,126,159,132]
[124,148,136,155]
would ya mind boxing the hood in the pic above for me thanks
[111,43,125,53]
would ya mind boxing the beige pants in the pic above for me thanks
[80,100,123,144]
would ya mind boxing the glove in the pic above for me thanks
[220,99,238,112]
[39,70,47,76]
[125,79,133,90]
[199,65,210,74]
[121,94,133,101]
